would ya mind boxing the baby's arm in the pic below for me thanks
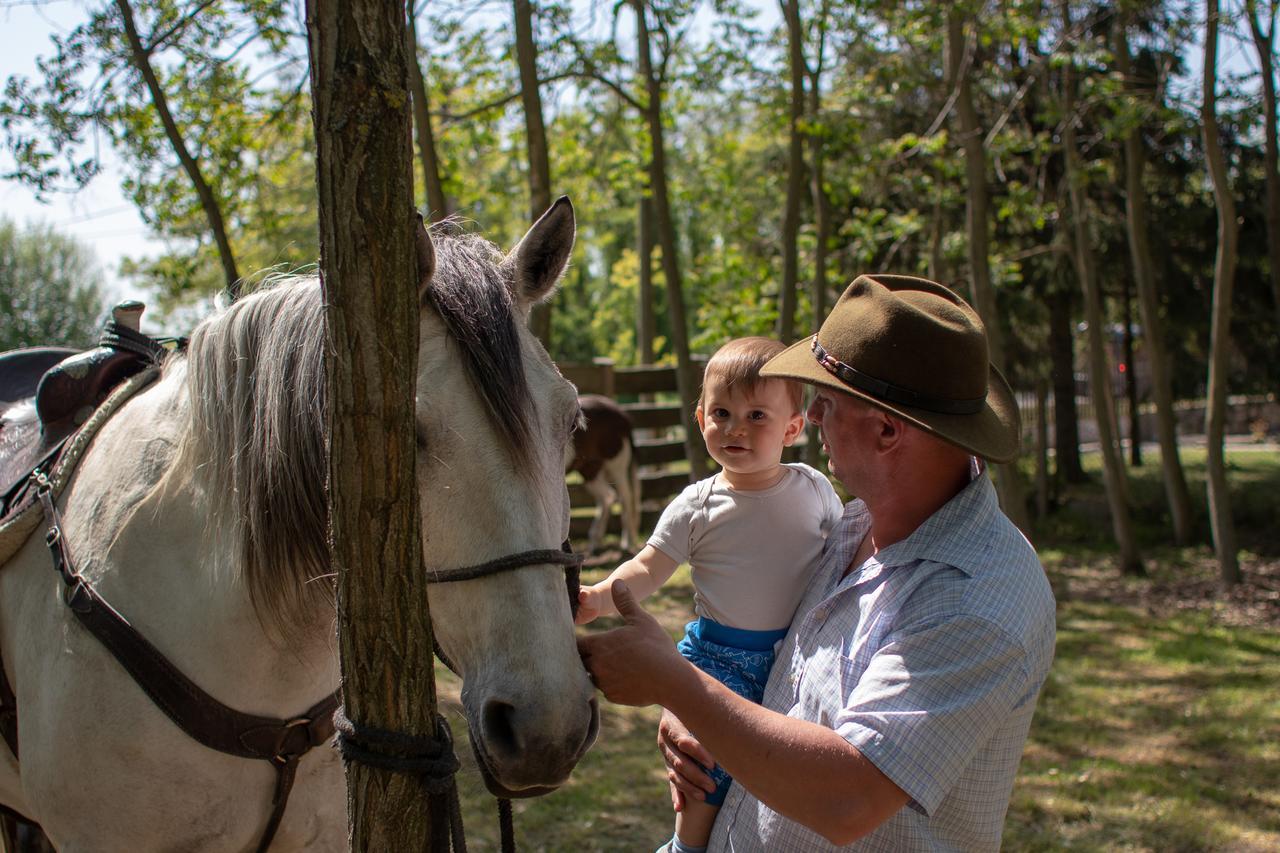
[575,545,679,624]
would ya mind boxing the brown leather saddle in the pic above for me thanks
[0,302,169,523]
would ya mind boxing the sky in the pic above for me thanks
[1,1,159,303]
[0,0,1259,309]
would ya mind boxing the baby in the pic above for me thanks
[577,336,843,853]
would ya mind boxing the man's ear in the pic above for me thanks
[876,411,906,451]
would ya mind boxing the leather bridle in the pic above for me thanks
[17,458,583,852]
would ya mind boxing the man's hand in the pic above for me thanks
[659,709,717,811]
[577,580,689,707]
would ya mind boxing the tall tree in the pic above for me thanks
[804,0,832,468]
[945,8,1031,533]
[307,0,441,845]
[407,2,451,221]
[777,0,806,343]
[634,0,708,478]
[1060,0,1143,575]
[637,191,657,365]
[1247,0,1280,349]
[1201,0,1241,585]
[116,0,241,300]
[1113,15,1194,543]
[515,0,554,345]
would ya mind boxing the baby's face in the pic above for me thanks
[697,376,803,487]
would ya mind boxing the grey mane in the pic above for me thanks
[175,227,532,631]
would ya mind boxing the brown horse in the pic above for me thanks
[566,395,640,554]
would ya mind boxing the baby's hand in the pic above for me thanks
[575,584,605,625]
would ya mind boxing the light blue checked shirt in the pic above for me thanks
[708,473,1056,852]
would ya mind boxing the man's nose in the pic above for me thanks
[806,397,824,426]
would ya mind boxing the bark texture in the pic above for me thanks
[1247,0,1280,343]
[515,0,554,345]
[1061,0,1143,575]
[1114,19,1193,544]
[777,0,805,343]
[407,6,450,221]
[307,0,440,846]
[1201,0,1242,585]
[634,0,707,479]
[946,10,1030,533]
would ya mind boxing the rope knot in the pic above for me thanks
[333,708,461,795]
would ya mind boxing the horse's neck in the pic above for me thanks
[63,369,339,714]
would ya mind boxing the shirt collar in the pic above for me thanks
[868,473,998,576]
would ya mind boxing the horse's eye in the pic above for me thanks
[415,416,430,449]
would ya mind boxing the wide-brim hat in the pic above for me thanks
[762,274,1021,463]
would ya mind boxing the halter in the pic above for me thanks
[335,542,584,853]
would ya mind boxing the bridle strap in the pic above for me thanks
[426,545,582,584]
[33,474,338,853]
[428,541,582,677]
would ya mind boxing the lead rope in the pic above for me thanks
[337,541,583,852]
[333,712,467,851]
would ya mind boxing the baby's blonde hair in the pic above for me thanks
[700,337,803,413]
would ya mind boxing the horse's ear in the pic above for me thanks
[416,210,436,298]
[509,196,574,308]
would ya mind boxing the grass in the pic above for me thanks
[434,446,1280,851]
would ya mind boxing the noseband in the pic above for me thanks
[335,541,585,853]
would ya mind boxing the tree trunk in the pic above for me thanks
[306,1,441,847]
[407,4,450,221]
[1114,19,1193,543]
[514,0,554,346]
[1048,282,1086,483]
[1120,275,1142,466]
[1202,0,1242,586]
[634,0,707,479]
[803,0,830,469]
[777,0,805,343]
[637,191,656,365]
[1060,0,1143,575]
[1035,377,1050,520]
[116,0,241,301]
[1248,0,1280,345]
[946,10,1031,533]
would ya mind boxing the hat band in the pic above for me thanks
[811,337,986,416]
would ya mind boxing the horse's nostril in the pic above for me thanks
[579,696,601,755]
[482,699,521,758]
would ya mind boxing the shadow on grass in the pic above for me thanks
[1007,600,1280,851]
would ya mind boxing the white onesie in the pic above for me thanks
[647,462,844,632]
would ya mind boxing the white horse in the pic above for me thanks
[0,200,597,851]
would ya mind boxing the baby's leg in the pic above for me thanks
[675,799,719,848]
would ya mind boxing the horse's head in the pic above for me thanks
[414,198,598,795]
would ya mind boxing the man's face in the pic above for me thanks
[806,388,879,490]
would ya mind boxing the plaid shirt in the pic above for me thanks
[709,474,1056,852]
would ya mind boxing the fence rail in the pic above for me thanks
[564,358,1279,542]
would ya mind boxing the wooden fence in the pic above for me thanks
[562,357,1280,544]
[561,358,705,539]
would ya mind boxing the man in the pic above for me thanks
[578,274,1057,851]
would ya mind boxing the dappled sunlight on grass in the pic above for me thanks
[1005,597,1280,852]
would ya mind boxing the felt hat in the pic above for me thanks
[761,274,1021,462]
